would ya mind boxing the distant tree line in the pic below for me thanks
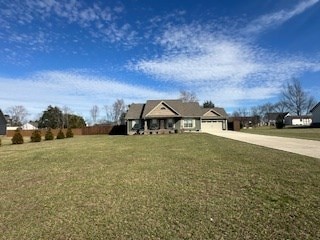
[5,79,316,129]
[233,78,317,122]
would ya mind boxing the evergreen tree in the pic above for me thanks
[11,129,24,144]
[38,105,63,129]
[203,100,215,108]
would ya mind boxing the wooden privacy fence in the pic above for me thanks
[6,125,126,137]
[81,125,113,135]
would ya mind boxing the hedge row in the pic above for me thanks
[11,128,74,144]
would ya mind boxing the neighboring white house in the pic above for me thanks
[7,123,38,130]
[310,102,320,126]
[284,114,312,126]
[7,126,19,130]
[21,122,38,130]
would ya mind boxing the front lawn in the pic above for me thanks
[0,134,319,239]
[241,126,320,141]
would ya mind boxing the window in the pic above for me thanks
[183,119,193,128]
[167,119,174,129]
[150,119,159,129]
[161,107,166,110]
[132,120,140,130]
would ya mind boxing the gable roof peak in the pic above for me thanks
[144,100,182,117]
[310,101,320,112]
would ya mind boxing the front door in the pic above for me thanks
[160,119,165,129]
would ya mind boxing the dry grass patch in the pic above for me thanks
[1,134,319,239]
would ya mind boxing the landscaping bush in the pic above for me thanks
[56,129,65,139]
[11,129,24,144]
[45,128,54,140]
[276,114,285,129]
[30,130,42,142]
[66,128,74,138]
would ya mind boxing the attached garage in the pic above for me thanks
[201,108,228,132]
[201,120,225,132]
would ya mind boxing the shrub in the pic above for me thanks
[56,129,65,139]
[11,129,24,144]
[66,128,74,138]
[276,114,285,129]
[45,128,54,140]
[30,130,42,142]
[0,138,2,146]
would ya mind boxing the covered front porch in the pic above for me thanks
[128,118,180,135]
[143,118,180,134]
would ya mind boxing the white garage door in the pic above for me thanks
[201,120,223,132]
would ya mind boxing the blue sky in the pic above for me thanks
[1,0,320,120]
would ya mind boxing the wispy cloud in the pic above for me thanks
[1,0,319,114]
[130,1,320,108]
[0,70,176,119]
[0,0,137,61]
[244,0,319,34]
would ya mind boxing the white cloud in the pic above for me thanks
[1,0,319,114]
[244,0,319,34]
[134,38,262,83]
[0,70,176,119]
[131,8,320,109]
[0,0,137,54]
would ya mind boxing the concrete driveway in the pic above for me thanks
[205,130,320,159]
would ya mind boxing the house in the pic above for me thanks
[125,99,228,135]
[266,112,289,126]
[21,122,38,130]
[4,114,12,126]
[284,114,312,126]
[0,109,7,135]
[310,102,320,127]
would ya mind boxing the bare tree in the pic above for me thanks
[281,79,313,116]
[112,99,126,125]
[232,110,240,117]
[273,100,288,113]
[104,105,114,123]
[239,107,248,118]
[250,106,259,116]
[257,102,274,124]
[61,105,72,128]
[7,105,29,126]
[90,105,99,124]
[261,102,274,114]
[179,90,198,102]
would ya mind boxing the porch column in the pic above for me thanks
[144,120,148,131]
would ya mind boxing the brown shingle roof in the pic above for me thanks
[125,100,228,119]
[143,100,203,118]
[266,112,289,121]
[142,100,182,118]
[201,107,228,117]
[310,102,320,112]
[125,103,145,119]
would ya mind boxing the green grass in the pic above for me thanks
[1,134,319,239]
[241,126,320,141]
